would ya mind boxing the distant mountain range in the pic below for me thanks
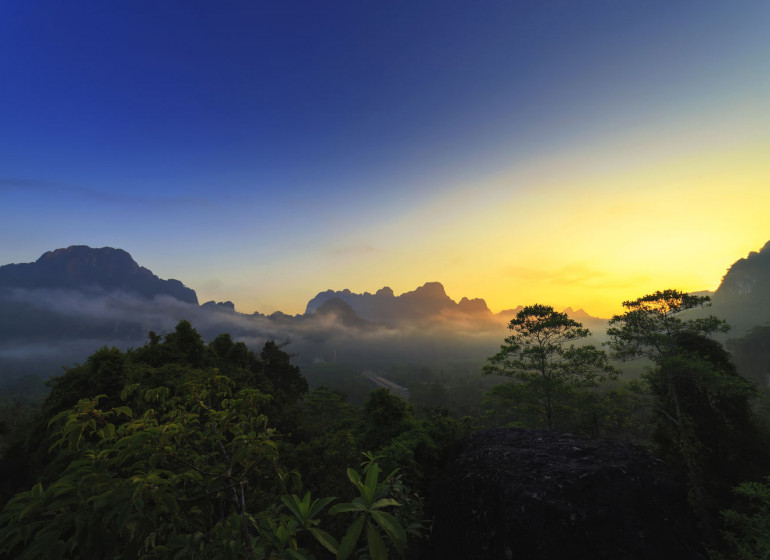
[0,242,768,379]
[306,282,490,322]
[0,245,606,333]
[304,281,604,330]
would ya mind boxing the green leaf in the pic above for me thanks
[336,515,365,560]
[366,521,388,560]
[18,501,42,521]
[370,510,406,552]
[346,468,361,488]
[361,463,380,505]
[371,498,400,510]
[30,483,44,500]
[113,405,133,418]
[47,410,70,429]
[281,494,304,520]
[308,528,338,555]
[309,496,336,518]
[329,502,367,515]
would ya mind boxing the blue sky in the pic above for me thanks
[2,1,769,315]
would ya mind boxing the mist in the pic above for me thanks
[0,287,521,392]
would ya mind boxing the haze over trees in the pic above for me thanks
[608,290,769,525]
[1,243,770,558]
[0,321,436,559]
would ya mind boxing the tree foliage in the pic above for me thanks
[0,375,279,559]
[0,322,427,559]
[607,290,766,517]
[606,290,730,362]
[484,304,616,429]
[720,476,770,559]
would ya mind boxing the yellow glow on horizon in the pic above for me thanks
[454,142,770,317]
[221,123,769,319]
[315,132,770,319]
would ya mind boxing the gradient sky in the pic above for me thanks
[1,1,768,317]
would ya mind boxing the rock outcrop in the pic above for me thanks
[715,240,770,301]
[0,245,198,304]
[428,428,704,560]
[701,240,770,334]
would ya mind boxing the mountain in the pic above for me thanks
[2,241,768,386]
[305,282,607,331]
[305,281,496,326]
[311,297,374,330]
[706,241,770,334]
[0,246,202,346]
[714,240,770,303]
[0,246,198,304]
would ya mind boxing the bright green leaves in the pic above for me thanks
[369,509,407,552]
[330,455,408,560]
[48,395,124,453]
[281,492,336,530]
[0,320,426,559]
[0,371,279,559]
[266,455,413,560]
[255,492,341,558]
[1,376,420,560]
[366,520,387,560]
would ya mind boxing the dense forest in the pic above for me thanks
[0,288,769,559]
[4,0,769,555]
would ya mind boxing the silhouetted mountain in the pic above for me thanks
[311,298,373,329]
[0,246,198,304]
[201,300,236,312]
[305,281,495,325]
[4,242,767,389]
[714,241,770,303]
[0,246,202,347]
[706,241,770,334]
[458,297,489,314]
[304,282,610,335]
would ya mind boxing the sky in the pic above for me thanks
[1,1,769,317]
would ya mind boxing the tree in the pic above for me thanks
[606,290,730,363]
[484,304,616,430]
[720,475,770,559]
[0,364,419,560]
[0,323,434,559]
[361,388,413,450]
[0,375,280,559]
[607,290,765,517]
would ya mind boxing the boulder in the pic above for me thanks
[427,428,704,559]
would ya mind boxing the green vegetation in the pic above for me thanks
[0,321,443,559]
[483,304,617,430]
[720,476,770,560]
[0,287,769,558]
[607,291,768,522]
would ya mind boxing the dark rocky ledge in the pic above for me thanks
[427,428,704,560]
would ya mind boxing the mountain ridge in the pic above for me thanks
[0,245,198,304]
[305,282,605,327]
[1,242,769,383]
[3,242,769,333]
